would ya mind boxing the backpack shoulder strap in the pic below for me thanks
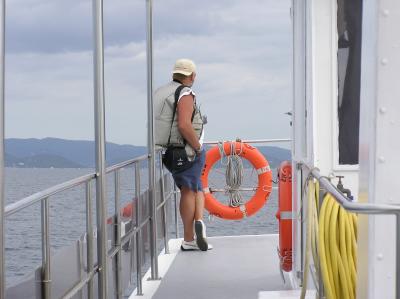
[167,85,188,145]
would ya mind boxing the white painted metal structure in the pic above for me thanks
[92,0,109,297]
[358,0,400,298]
[291,0,307,282]
[292,0,359,284]
[145,0,160,282]
[292,0,400,298]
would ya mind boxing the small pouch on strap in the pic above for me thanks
[162,144,193,174]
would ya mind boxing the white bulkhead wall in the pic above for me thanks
[358,0,400,298]
[307,0,400,298]
[292,0,363,287]
[291,0,361,284]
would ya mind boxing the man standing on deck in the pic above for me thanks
[154,59,212,251]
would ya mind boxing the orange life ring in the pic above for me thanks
[201,141,272,220]
[276,161,292,272]
[107,202,135,224]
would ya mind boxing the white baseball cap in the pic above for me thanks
[172,59,196,76]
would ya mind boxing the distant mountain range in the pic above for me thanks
[253,146,291,169]
[5,138,291,168]
[5,138,147,168]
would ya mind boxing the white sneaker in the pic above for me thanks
[180,240,213,251]
[194,220,209,251]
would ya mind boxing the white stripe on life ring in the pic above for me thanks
[257,165,271,175]
[239,205,247,217]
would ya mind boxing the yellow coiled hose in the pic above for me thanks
[301,179,358,299]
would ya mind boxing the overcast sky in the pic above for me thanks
[5,0,292,146]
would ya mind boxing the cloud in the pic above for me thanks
[5,0,292,146]
[6,0,290,53]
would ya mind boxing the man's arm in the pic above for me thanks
[177,94,202,152]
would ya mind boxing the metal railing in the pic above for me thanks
[203,138,291,145]
[299,161,400,299]
[3,137,293,298]
[3,150,177,299]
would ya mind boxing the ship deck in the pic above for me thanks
[129,234,297,299]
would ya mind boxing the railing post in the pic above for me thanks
[0,0,5,296]
[317,187,325,298]
[134,163,143,295]
[129,165,136,286]
[113,170,122,299]
[41,197,51,299]
[77,239,84,299]
[397,213,400,299]
[159,152,169,254]
[85,181,94,299]
[92,0,108,295]
[145,0,159,280]
[299,166,304,282]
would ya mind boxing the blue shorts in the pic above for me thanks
[172,149,205,192]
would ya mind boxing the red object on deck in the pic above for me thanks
[106,202,135,224]
[276,161,293,272]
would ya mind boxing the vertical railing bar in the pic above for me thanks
[77,239,83,299]
[135,163,143,295]
[114,170,122,299]
[129,166,136,285]
[85,181,94,299]
[128,233,136,295]
[173,183,179,239]
[159,152,169,254]
[145,0,159,280]
[129,232,135,285]
[300,167,304,282]
[396,213,400,299]
[41,197,51,298]
[317,187,325,298]
[0,0,5,296]
[92,0,108,295]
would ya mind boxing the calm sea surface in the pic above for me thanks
[4,166,279,287]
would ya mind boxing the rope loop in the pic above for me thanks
[217,141,245,207]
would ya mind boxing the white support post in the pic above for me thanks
[0,0,5,297]
[92,0,108,296]
[291,0,308,283]
[145,0,159,281]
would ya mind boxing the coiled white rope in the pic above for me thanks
[217,141,244,207]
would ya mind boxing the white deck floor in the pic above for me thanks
[130,234,296,299]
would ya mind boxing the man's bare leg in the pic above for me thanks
[194,191,205,221]
[193,190,209,251]
[179,186,196,242]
